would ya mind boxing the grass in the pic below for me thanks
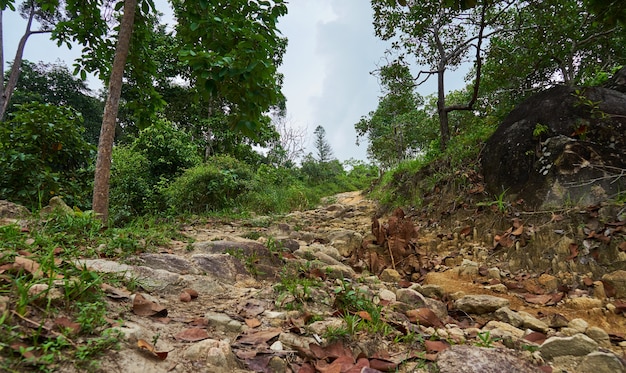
[0,208,186,372]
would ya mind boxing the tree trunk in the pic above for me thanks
[0,5,49,121]
[437,65,450,150]
[92,0,137,222]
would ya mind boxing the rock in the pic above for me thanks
[396,288,428,308]
[454,295,510,314]
[420,284,445,299]
[0,200,29,218]
[205,311,244,332]
[518,311,550,333]
[585,326,611,348]
[577,351,626,373]
[76,259,182,292]
[40,196,73,216]
[278,333,317,350]
[437,345,540,373]
[379,268,402,283]
[456,259,479,279]
[327,229,363,257]
[487,267,501,281]
[483,320,525,339]
[308,318,344,335]
[379,289,397,303]
[540,334,598,360]
[267,356,288,373]
[602,270,626,298]
[192,254,251,282]
[482,85,626,209]
[567,318,589,333]
[566,296,603,310]
[494,307,524,328]
[135,253,199,275]
[537,274,559,293]
[183,339,239,373]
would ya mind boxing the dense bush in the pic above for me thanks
[0,102,95,210]
[109,146,153,223]
[165,155,255,213]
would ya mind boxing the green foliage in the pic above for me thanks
[109,146,153,222]
[173,0,288,134]
[313,125,334,163]
[165,155,255,213]
[0,102,95,210]
[6,60,104,145]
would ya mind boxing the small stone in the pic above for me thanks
[537,274,559,293]
[205,311,244,332]
[308,318,344,336]
[494,307,524,328]
[267,356,287,373]
[592,281,606,299]
[540,334,598,360]
[602,270,626,298]
[577,352,626,373]
[179,291,192,302]
[269,341,284,351]
[485,284,508,293]
[457,259,479,279]
[420,284,445,299]
[379,268,402,283]
[567,318,589,333]
[566,297,603,310]
[437,345,539,373]
[483,320,525,339]
[379,289,396,303]
[487,267,501,281]
[455,295,510,314]
[396,288,428,308]
[183,288,199,298]
[517,311,549,333]
[585,326,611,348]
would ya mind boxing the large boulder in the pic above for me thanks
[481,85,626,208]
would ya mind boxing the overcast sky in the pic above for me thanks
[2,1,461,163]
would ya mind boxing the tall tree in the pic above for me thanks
[91,0,137,221]
[355,62,430,168]
[0,0,61,120]
[313,125,334,163]
[372,0,517,149]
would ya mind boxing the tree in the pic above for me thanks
[267,113,306,167]
[477,0,626,120]
[372,0,517,149]
[0,0,61,121]
[355,62,431,168]
[172,0,288,135]
[6,60,103,144]
[92,0,138,222]
[313,125,334,163]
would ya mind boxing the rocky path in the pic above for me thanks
[75,192,626,373]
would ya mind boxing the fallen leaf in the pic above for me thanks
[173,327,209,342]
[523,293,552,305]
[566,243,579,261]
[101,283,131,299]
[54,316,80,334]
[345,357,370,373]
[132,293,168,317]
[356,310,372,322]
[245,318,261,328]
[237,328,282,345]
[619,241,626,252]
[459,226,472,237]
[11,342,36,360]
[137,338,169,360]
[511,224,524,236]
[14,256,43,278]
[424,340,449,353]
[298,363,316,373]
[406,308,443,328]
[369,358,398,371]
[524,331,547,345]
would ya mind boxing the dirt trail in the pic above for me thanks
[78,191,625,373]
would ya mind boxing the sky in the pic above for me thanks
[2,1,464,163]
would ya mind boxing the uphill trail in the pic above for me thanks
[75,191,626,373]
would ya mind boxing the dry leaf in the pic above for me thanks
[406,308,443,328]
[54,316,81,334]
[137,338,169,360]
[101,283,131,299]
[245,318,261,328]
[237,328,282,345]
[524,293,552,305]
[14,256,43,278]
[174,327,209,342]
[356,310,372,322]
[132,293,168,317]
[511,224,524,236]
[566,243,579,261]
[620,241,626,252]
[424,340,449,353]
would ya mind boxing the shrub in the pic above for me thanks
[165,155,255,213]
[109,146,153,223]
[0,102,95,210]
